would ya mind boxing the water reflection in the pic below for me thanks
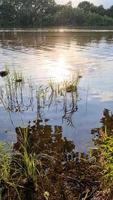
[0,29,113,152]
[0,31,113,48]
[14,119,76,158]
[0,70,79,132]
[0,72,34,112]
[1,118,101,200]
[48,58,71,83]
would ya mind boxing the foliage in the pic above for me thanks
[85,12,113,26]
[0,0,113,27]
[97,109,113,189]
[92,109,113,198]
[101,137,113,184]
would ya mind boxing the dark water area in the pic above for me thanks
[0,29,113,152]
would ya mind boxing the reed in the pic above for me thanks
[0,69,34,112]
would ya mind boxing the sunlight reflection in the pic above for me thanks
[48,58,71,83]
[59,28,65,33]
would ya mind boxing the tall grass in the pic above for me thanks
[0,69,34,112]
[0,142,11,182]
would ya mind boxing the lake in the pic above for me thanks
[0,28,113,152]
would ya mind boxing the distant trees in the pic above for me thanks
[0,0,56,27]
[107,6,113,18]
[0,0,16,27]
[77,1,113,26]
[78,1,106,15]
[0,0,113,27]
[85,12,113,26]
[54,3,73,25]
[15,0,56,26]
[97,5,106,16]
[78,1,95,12]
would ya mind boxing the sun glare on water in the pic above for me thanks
[48,58,71,83]
[59,28,65,32]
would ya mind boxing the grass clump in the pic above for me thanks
[0,143,11,182]
[98,110,113,190]
[91,109,113,199]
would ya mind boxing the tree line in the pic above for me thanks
[1,0,113,27]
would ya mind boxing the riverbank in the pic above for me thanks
[1,27,113,32]
[0,109,113,200]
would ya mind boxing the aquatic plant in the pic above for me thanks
[47,74,80,126]
[0,65,9,78]
[0,71,9,78]
[0,69,34,112]
[0,69,80,122]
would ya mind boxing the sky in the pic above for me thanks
[55,0,113,8]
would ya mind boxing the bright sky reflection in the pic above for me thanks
[48,58,71,83]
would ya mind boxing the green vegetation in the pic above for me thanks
[96,109,113,189]
[1,1,113,27]
[90,109,113,198]
[0,120,103,200]
[0,109,113,199]
[0,143,11,182]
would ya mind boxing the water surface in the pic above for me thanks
[0,29,113,152]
